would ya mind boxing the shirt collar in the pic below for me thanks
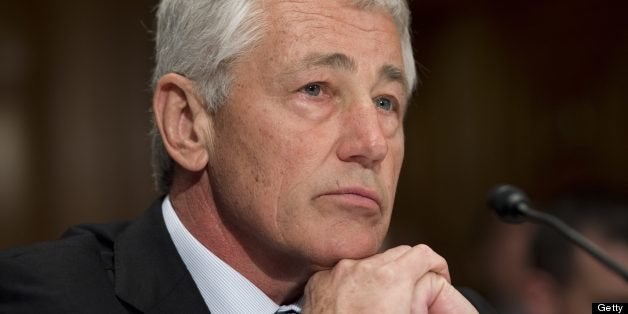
[162,196,302,313]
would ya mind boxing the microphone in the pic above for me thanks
[487,184,628,282]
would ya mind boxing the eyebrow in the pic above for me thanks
[295,52,409,96]
[380,64,409,97]
[303,52,357,72]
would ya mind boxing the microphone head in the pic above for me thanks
[487,184,530,224]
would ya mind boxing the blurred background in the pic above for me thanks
[1,0,627,312]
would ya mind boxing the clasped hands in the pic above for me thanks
[302,245,478,314]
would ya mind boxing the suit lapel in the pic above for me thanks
[113,198,210,313]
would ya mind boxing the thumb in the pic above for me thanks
[411,272,478,314]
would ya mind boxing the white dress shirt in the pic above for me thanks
[162,197,303,313]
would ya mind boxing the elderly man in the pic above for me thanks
[0,0,478,313]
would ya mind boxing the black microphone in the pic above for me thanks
[487,184,628,282]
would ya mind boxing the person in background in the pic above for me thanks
[0,0,481,312]
[519,189,628,314]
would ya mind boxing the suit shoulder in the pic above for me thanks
[1,220,130,262]
[0,221,132,313]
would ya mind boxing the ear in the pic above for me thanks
[152,73,211,172]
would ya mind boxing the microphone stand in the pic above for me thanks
[517,202,628,282]
[489,184,628,283]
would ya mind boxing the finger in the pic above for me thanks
[327,245,413,279]
[362,245,413,266]
[392,244,451,283]
[411,272,478,314]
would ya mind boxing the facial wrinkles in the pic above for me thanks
[264,1,404,95]
[226,74,328,245]
[247,1,404,237]
[270,111,396,233]
[278,8,398,193]
[283,12,406,109]
[269,0,415,86]
[288,16,396,58]
[269,85,395,220]
[274,0,393,34]
[269,0,400,50]
[275,123,388,228]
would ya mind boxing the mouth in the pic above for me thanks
[318,186,382,212]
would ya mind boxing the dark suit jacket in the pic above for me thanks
[0,199,495,314]
[0,198,210,313]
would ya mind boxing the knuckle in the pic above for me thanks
[354,259,375,273]
[439,255,449,267]
[414,244,446,264]
[428,271,449,288]
[414,243,434,254]
[374,264,396,281]
[309,270,323,281]
[334,259,355,272]
[395,244,412,251]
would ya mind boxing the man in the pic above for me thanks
[0,0,478,312]
[516,191,628,314]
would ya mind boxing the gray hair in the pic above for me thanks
[150,0,416,194]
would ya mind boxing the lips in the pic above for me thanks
[318,186,382,211]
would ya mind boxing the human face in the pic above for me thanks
[206,0,409,269]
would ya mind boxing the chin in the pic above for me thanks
[310,230,384,268]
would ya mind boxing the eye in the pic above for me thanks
[301,83,322,97]
[374,96,395,112]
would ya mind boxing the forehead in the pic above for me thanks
[258,0,403,62]
[264,0,398,30]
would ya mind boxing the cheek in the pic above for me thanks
[388,133,405,179]
[273,130,339,212]
[207,108,289,223]
[216,116,318,208]
[395,139,405,177]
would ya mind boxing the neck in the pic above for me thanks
[169,170,310,304]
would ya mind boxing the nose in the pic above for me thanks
[336,100,388,169]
